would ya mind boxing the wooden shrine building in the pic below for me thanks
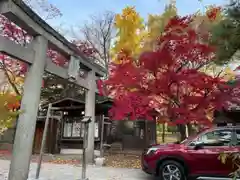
[33,97,157,154]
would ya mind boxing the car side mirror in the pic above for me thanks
[194,142,204,150]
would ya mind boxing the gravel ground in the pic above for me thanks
[0,159,154,180]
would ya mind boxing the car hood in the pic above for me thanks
[150,142,185,150]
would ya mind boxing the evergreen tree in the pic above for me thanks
[211,0,240,65]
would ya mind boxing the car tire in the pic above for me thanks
[158,160,186,180]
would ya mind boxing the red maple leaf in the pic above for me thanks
[206,7,221,21]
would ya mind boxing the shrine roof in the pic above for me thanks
[41,97,113,109]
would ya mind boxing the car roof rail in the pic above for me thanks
[216,123,240,128]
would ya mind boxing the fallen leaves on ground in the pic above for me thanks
[30,155,81,165]
[35,155,80,165]
[104,154,141,169]
[47,158,80,165]
[0,151,141,168]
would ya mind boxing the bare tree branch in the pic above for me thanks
[74,11,115,76]
[23,0,62,20]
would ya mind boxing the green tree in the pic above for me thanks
[145,0,177,51]
[211,0,240,65]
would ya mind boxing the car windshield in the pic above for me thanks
[179,129,208,145]
[180,135,197,144]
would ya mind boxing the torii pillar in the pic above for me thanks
[8,36,47,180]
[84,70,96,164]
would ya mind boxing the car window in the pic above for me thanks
[190,129,233,147]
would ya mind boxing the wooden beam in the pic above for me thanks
[0,36,99,91]
[0,37,90,89]
[0,36,34,64]
[51,106,84,110]
[45,58,89,90]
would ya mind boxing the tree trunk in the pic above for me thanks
[187,123,194,136]
[161,123,165,143]
[145,120,149,147]
[110,121,118,141]
[185,125,189,138]
[177,124,186,141]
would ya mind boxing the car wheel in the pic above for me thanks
[158,160,186,180]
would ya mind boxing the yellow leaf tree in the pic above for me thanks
[145,0,177,51]
[0,93,21,134]
[112,6,146,63]
[191,5,222,33]
[0,69,23,135]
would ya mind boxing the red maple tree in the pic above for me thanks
[71,40,97,59]
[97,15,239,130]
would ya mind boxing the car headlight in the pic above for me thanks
[146,147,158,155]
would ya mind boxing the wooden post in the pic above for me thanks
[100,115,105,157]
[82,123,88,180]
[35,103,52,179]
[81,116,91,180]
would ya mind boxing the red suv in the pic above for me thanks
[141,126,240,180]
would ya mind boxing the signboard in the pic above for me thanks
[63,123,72,137]
[72,121,81,137]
